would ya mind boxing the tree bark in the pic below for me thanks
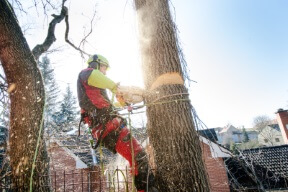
[0,1,49,191]
[134,0,210,191]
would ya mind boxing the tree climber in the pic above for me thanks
[77,54,158,192]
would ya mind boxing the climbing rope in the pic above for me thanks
[112,92,191,115]
[30,106,45,192]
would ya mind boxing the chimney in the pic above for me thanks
[276,108,288,144]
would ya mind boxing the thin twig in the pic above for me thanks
[64,13,91,58]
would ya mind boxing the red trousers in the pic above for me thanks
[91,117,143,175]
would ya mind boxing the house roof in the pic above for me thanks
[242,145,288,177]
[58,134,116,167]
[245,128,258,133]
[225,145,288,190]
[198,129,218,142]
[219,124,239,134]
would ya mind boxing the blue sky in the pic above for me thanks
[19,0,288,128]
[172,0,288,128]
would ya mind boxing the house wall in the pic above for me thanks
[49,142,76,171]
[276,109,288,144]
[247,131,258,140]
[201,142,230,192]
[218,126,244,145]
[48,142,102,191]
[258,127,284,146]
[232,133,242,143]
[218,128,259,145]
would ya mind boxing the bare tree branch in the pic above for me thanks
[63,2,98,58]
[253,115,272,131]
[64,13,91,58]
[79,8,97,49]
[32,3,68,60]
[10,0,26,13]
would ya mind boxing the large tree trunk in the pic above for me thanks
[134,1,210,191]
[0,1,49,191]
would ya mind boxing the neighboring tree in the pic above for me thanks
[253,115,280,146]
[0,1,67,190]
[230,142,239,155]
[253,115,272,132]
[38,56,61,131]
[0,1,47,190]
[134,1,209,191]
[258,125,283,146]
[53,85,78,132]
[242,128,250,143]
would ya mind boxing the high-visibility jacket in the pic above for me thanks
[77,68,117,113]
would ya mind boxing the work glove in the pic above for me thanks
[115,94,127,107]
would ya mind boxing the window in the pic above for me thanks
[264,139,268,143]
[275,138,280,142]
[286,124,288,130]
